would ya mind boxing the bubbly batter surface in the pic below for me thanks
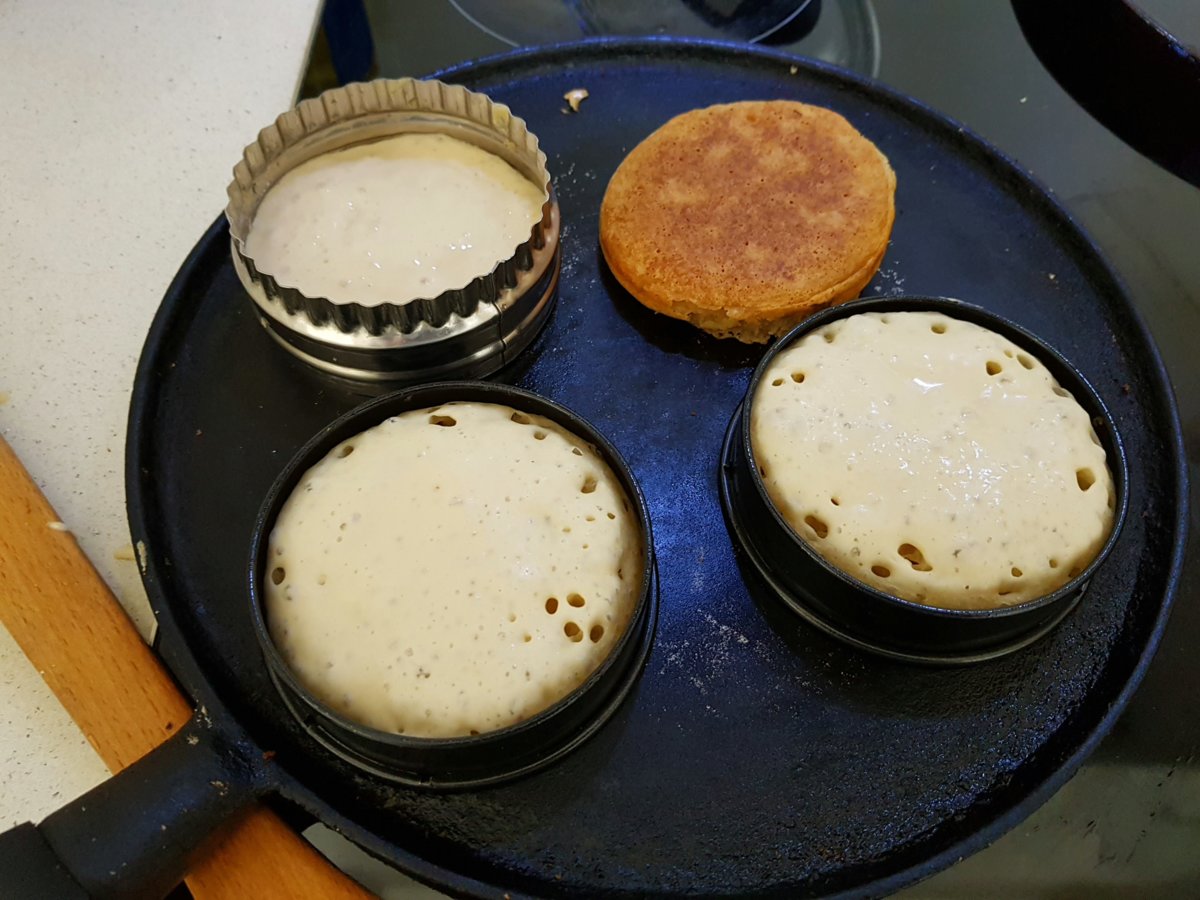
[751,311,1115,610]
[265,402,642,737]
[244,132,546,306]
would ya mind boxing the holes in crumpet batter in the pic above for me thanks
[822,330,837,344]
[986,360,1003,376]
[871,564,891,578]
[772,378,785,387]
[804,515,829,539]
[1011,566,1023,578]
[791,371,806,383]
[897,543,932,572]
[510,411,532,425]
[262,401,648,739]
[830,496,841,506]
[1053,385,1070,397]
[1017,353,1036,370]
[571,447,584,456]
[931,322,947,334]
[1049,557,1060,569]
[1076,468,1096,491]
[336,444,355,458]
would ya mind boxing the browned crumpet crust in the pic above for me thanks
[599,101,896,343]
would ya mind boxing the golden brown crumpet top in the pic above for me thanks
[599,100,896,343]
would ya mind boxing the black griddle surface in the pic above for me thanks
[127,40,1186,898]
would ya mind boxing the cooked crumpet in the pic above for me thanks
[599,100,896,343]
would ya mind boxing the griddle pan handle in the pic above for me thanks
[1011,0,1200,188]
[0,718,259,900]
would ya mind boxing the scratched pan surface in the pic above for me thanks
[127,40,1186,898]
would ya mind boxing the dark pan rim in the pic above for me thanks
[737,295,1130,624]
[246,381,657,771]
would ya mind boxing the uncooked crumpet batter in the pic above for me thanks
[264,402,642,738]
[244,133,547,305]
[751,311,1114,610]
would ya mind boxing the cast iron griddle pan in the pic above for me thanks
[127,39,1186,898]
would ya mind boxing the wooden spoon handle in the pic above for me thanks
[0,436,375,899]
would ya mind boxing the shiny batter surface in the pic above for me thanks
[751,311,1114,610]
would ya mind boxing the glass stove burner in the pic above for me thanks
[449,0,814,44]
[448,0,880,78]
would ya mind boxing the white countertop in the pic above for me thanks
[0,0,319,829]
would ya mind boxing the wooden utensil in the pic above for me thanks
[0,435,376,899]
